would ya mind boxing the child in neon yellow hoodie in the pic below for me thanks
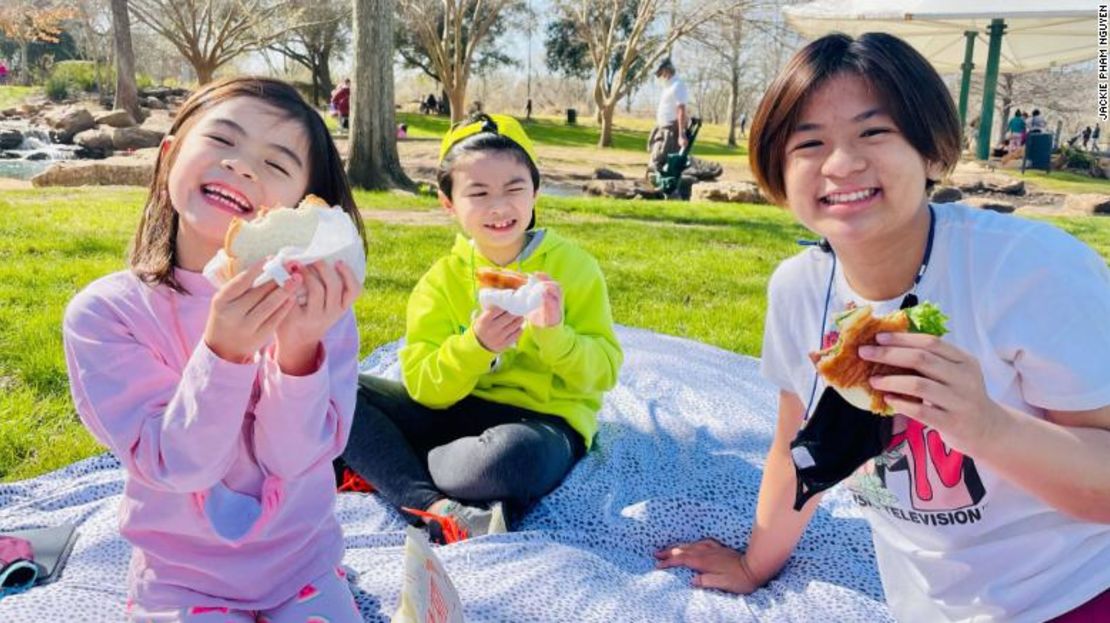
[339,114,622,543]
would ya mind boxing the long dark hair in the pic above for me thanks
[129,76,365,293]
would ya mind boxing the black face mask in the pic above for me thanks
[788,288,926,512]
[789,387,893,511]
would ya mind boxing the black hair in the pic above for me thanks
[437,113,541,229]
[750,32,960,203]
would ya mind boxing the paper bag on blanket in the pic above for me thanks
[392,526,465,623]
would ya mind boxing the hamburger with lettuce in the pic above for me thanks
[809,302,949,415]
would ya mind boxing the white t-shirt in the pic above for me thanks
[655,77,689,127]
[760,204,1110,622]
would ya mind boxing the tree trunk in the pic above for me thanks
[309,59,320,107]
[317,45,334,102]
[110,0,141,121]
[19,41,31,85]
[348,0,413,190]
[194,59,216,85]
[447,83,467,124]
[726,62,739,148]
[598,101,616,148]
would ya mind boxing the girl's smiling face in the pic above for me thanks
[167,96,312,266]
[782,73,943,247]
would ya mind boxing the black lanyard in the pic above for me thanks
[900,203,937,309]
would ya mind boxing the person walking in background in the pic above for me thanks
[1007,109,1026,154]
[647,57,690,176]
[422,93,438,115]
[1028,109,1047,134]
[330,78,351,131]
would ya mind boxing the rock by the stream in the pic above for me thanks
[94,109,137,128]
[1063,193,1110,215]
[963,197,1016,213]
[31,156,154,187]
[582,179,664,200]
[690,181,768,204]
[44,106,96,144]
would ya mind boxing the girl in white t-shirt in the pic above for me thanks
[654,33,1110,622]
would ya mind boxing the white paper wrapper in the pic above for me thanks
[392,526,465,623]
[203,207,366,289]
[477,276,546,316]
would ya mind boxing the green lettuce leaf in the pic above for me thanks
[905,302,950,336]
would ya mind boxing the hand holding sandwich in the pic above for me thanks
[273,259,362,376]
[474,307,524,353]
[204,261,298,364]
[862,332,1006,454]
[525,272,563,328]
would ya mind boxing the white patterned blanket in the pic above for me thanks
[0,326,890,622]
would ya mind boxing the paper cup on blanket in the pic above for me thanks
[477,277,545,316]
[392,526,465,623]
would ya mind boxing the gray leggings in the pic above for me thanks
[341,375,585,522]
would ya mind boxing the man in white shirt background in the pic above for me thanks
[648,57,690,176]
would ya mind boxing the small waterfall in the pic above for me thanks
[0,121,80,180]
[14,126,78,160]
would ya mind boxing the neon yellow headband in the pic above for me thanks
[438,113,539,166]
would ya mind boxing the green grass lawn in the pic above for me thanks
[1,187,1108,482]
[396,112,748,158]
[1003,169,1110,195]
[0,85,39,110]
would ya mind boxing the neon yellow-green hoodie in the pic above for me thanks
[400,229,622,448]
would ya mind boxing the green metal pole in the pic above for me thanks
[958,31,975,126]
[976,19,1006,160]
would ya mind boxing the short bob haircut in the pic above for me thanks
[748,32,961,205]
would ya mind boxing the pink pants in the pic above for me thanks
[1048,587,1110,623]
[127,567,362,623]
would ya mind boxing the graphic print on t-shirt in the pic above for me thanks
[814,311,988,526]
[849,416,987,527]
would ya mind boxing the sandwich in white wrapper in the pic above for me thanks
[475,267,545,317]
[392,526,465,623]
[203,194,366,289]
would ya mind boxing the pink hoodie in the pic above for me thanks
[63,268,358,610]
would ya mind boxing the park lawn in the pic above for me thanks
[396,111,748,159]
[1,187,1108,482]
[1002,169,1110,196]
[0,86,39,110]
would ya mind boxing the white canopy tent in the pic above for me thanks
[782,0,1095,158]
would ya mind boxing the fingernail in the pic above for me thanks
[859,346,876,357]
[876,333,892,344]
[869,376,882,386]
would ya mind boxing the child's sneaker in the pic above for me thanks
[334,458,375,494]
[403,500,508,544]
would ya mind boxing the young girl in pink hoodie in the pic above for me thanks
[63,77,366,622]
